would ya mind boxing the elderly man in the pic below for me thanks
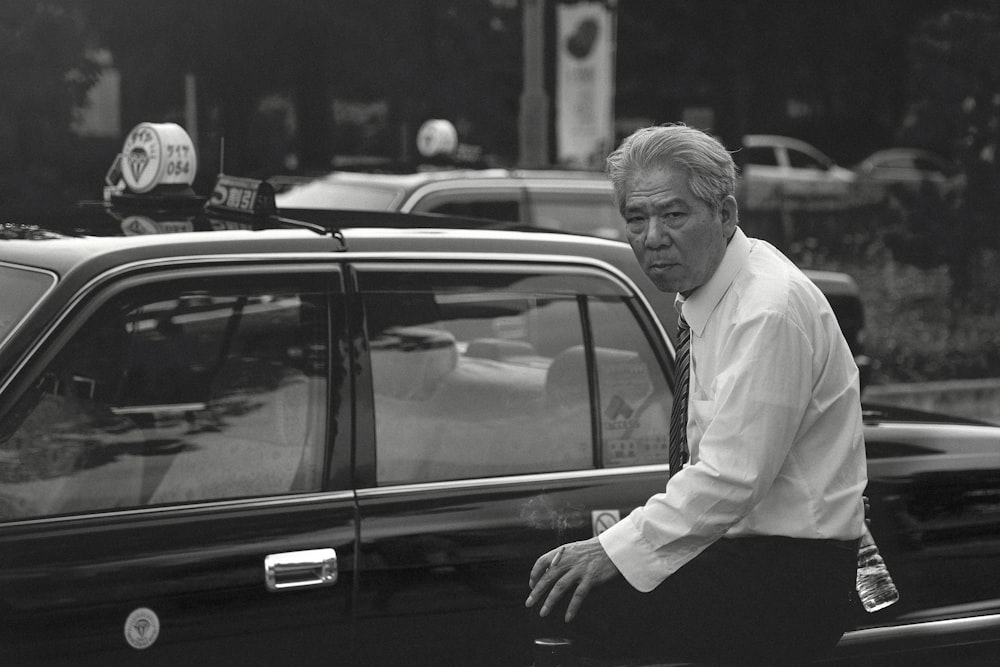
[526,124,867,664]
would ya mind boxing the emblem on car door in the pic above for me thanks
[124,607,160,650]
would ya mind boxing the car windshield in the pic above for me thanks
[275,179,402,211]
[0,265,55,345]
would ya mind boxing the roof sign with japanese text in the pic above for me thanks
[120,122,197,194]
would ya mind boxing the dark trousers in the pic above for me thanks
[531,536,858,665]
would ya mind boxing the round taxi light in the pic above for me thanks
[416,119,459,158]
[120,122,197,193]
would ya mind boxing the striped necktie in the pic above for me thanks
[668,315,691,478]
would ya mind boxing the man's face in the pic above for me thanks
[623,164,738,295]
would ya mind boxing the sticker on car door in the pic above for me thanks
[592,509,620,536]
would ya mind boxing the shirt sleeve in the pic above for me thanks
[599,308,815,592]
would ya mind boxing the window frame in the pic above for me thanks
[349,258,674,489]
[403,181,527,220]
[0,259,351,523]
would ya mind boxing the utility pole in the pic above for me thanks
[519,0,549,167]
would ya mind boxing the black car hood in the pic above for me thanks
[862,401,994,426]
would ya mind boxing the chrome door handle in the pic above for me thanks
[264,548,338,592]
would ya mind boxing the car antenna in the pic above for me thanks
[273,214,346,247]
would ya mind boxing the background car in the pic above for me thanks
[854,147,967,200]
[274,168,626,241]
[1,191,999,665]
[740,134,861,211]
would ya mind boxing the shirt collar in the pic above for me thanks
[674,227,751,336]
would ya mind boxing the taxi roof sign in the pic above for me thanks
[119,122,198,194]
[207,175,276,217]
[416,119,459,158]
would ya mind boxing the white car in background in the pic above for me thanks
[740,134,860,210]
[854,147,966,200]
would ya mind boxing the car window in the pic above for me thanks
[0,271,339,520]
[787,147,829,170]
[275,179,402,210]
[425,199,521,221]
[360,266,671,485]
[743,146,778,167]
[913,155,952,173]
[0,264,55,345]
[878,156,913,169]
[528,190,625,241]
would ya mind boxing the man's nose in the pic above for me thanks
[645,218,671,247]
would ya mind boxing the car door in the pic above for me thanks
[0,261,357,665]
[860,416,1000,623]
[349,260,676,665]
[741,144,783,210]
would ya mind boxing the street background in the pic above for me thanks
[2,0,999,420]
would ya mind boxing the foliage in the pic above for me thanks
[774,3,1000,385]
[92,0,522,177]
[893,5,1000,295]
[0,0,100,205]
[748,204,1000,385]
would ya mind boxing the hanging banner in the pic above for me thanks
[556,1,616,169]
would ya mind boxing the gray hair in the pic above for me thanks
[605,123,738,215]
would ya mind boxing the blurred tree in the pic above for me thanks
[0,0,100,204]
[890,3,1000,306]
[614,0,952,163]
[91,0,520,176]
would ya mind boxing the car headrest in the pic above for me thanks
[370,326,458,400]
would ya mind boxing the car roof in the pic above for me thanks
[742,134,826,152]
[0,203,665,301]
[275,167,609,186]
[0,206,678,374]
[273,167,612,208]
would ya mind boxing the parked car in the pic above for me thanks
[1,177,999,665]
[274,167,626,240]
[273,165,870,370]
[854,147,966,200]
[739,134,861,211]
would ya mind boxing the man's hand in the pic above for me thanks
[525,537,619,623]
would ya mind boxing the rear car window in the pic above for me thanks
[743,146,778,167]
[425,199,521,221]
[528,190,624,241]
[0,264,55,345]
[275,179,402,210]
[0,271,338,520]
[359,265,672,485]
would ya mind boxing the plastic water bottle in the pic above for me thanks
[856,527,900,612]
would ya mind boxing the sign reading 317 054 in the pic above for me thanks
[120,122,198,194]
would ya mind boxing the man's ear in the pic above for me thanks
[720,195,739,237]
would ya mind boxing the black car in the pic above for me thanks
[1,184,999,666]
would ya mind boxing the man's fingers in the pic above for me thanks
[528,549,559,596]
[539,568,575,618]
[526,538,616,620]
[563,578,592,622]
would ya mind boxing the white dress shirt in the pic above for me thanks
[600,227,868,592]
